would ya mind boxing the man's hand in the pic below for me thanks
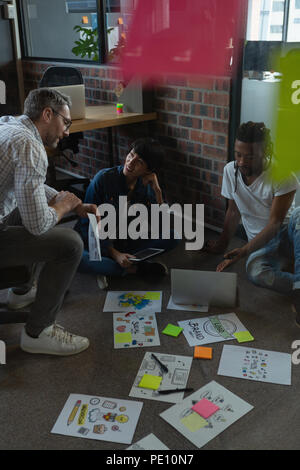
[74,203,100,224]
[114,252,135,269]
[48,191,82,220]
[216,247,247,272]
[142,172,163,204]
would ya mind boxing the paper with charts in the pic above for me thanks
[160,381,253,449]
[51,393,143,444]
[88,213,101,261]
[113,311,160,349]
[127,433,169,450]
[178,312,249,347]
[218,345,292,385]
[103,291,162,313]
[129,352,193,403]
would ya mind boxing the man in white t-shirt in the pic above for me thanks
[204,121,300,324]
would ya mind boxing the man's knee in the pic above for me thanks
[246,259,275,288]
[53,228,84,260]
[290,206,300,227]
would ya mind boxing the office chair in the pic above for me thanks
[39,66,90,198]
[0,266,31,324]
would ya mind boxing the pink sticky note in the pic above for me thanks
[191,398,219,419]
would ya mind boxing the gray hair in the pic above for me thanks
[23,87,72,121]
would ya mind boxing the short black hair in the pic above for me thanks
[131,137,164,172]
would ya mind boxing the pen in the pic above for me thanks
[151,353,169,373]
[157,387,194,395]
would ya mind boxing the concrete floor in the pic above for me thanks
[0,228,299,450]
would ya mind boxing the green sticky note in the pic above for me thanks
[210,316,232,339]
[138,374,162,390]
[234,331,254,343]
[144,292,161,300]
[115,332,132,344]
[162,324,183,337]
[180,412,208,432]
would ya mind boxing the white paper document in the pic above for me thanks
[167,295,208,312]
[127,433,169,450]
[178,312,248,347]
[88,213,101,261]
[160,381,253,449]
[129,352,193,403]
[217,345,292,385]
[51,393,143,444]
[113,311,160,349]
[103,291,162,313]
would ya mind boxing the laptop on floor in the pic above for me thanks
[171,268,237,309]
[50,84,86,119]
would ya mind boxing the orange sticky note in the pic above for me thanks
[194,346,212,359]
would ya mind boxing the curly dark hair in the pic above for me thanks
[234,121,273,191]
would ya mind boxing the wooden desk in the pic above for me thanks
[69,105,157,134]
[69,105,157,167]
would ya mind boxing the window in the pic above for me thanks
[19,0,137,64]
[272,1,285,11]
[247,0,300,42]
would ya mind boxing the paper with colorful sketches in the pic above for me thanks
[103,291,162,313]
[113,311,160,349]
[51,393,143,444]
[218,345,292,385]
[127,433,169,450]
[160,381,253,449]
[178,312,249,347]
[129,352,193,403]
[88,213,101,261]
[167,295,208,312]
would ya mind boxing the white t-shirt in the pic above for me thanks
[221,161,300,241]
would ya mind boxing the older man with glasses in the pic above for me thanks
[0,87,98,356]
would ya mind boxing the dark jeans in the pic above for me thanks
[78,232,180,277]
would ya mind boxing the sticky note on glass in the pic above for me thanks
[138,374,162,390]
[180,412,208,432]
[115,332,132,344]
[194,346,213,359]
[192,398,219,419]
[234,331,254,343]
[162,324,183,337]
[144,292,161,300]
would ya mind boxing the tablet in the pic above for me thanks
[129,248,165,262]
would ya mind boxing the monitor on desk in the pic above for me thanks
[50,84,86,120]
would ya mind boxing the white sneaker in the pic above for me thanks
[7,285,37,310]
[20,323,90,356]
[97,275,108,290]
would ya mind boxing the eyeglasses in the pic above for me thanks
[51,108,72,130]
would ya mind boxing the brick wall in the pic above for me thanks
[22,60,231,230]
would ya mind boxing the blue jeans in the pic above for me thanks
[246,207,300,294]
[78,232,180,277]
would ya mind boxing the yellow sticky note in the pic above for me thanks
[115,332,132,344]
[234,331,254,343]
[138,374,162,390]
[180,412,208,432]
[144,292,161,300]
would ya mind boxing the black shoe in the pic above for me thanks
[137,261,168,279]
[290,289,300,328]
